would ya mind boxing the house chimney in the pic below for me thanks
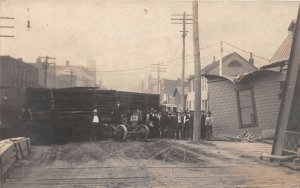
[36,57,42,63]
[213,56,216,63]
[249,52,254,65]
[66,60,70,66]
[18,58,23,62]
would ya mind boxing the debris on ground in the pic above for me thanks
[225,130,256,142]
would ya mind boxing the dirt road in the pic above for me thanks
[3,139,300,188]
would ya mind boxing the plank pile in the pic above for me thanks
[0,137,30,183]
[26,88,160,144]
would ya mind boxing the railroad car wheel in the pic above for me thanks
[115,124,127,141]
[104,124,116,137]
[136,124,149,140]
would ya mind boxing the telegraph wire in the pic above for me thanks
[49,42,219,73]
[223,41,270,62]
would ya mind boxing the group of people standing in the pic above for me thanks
[145,109,214,141]
[89,107,214,141]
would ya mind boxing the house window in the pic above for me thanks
[189,79,194,92]
[229,60,242,67]
[236,87,258,127]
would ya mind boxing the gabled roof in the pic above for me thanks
[161,79,188,95]
[261,32,292,70]
[173,86,188,97]
[201,52,236,74]
[201,52,257,74]
[260,20,295,70]
[204,69,280,85]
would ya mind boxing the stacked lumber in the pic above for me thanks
[53,88,96,111]
[52,88,95,142]
[26,88,160,143]
[26,88,51,112]
[96,90,117,122]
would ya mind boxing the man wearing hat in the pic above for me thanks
[90,109,100,141]
[205,111,214,141]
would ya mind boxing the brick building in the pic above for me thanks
[0,56,38,88]
[0,56,38,138]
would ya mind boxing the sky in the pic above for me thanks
[0,0,299,92]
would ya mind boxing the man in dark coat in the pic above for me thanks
[159,111,169,138]
[200,110,207,140]
[21,104,33,138]
[189,111,194,140]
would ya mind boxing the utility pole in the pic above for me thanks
[38,56,56,88]
[171,12,192,111]
[151,63,167,95]
[0,16,15,56]
[44,57,48,87]
[148,74,151,93]
[272,4,300,157]
[53,62,56,88]
[0,17,15,38]
[192,1,201,142]
[70,71,73,87]
[219,41,223,76]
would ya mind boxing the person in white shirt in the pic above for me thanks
[205,111,214,141]
[90,109,100,141]
[130,111,139,130]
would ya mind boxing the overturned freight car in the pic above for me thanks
[26,87,160,144]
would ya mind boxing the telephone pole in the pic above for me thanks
[219,41,223,76]
[171,12,193,111]
[192,1,201,142]
[38,56,56,88]
[53,62,56,88]
[151,63,167,95]
[148,74,151,93]
[0,17,15,38]
[70,71,73,87]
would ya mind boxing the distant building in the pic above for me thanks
[187,75,209,111]
[160,78,188,106]
[186,52,258,111]
[0,56,38,138]
[0,56,38,88]
[30,58,55,88]
[31,60,97,88]
[172,86,188,111]
[55,61,96,88]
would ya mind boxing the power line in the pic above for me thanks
[51,42,218,74]
[0,16,15,38]
[222,48,266,66]
[223,41,270,62]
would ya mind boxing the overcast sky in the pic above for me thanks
[0,1,299,92]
